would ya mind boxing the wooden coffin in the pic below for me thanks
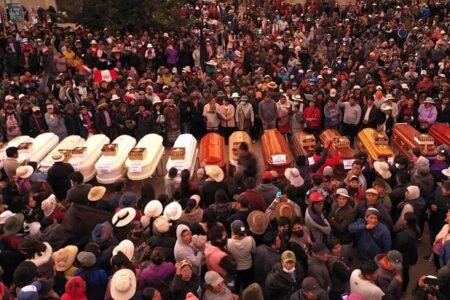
[292,131,316,157]
[319,129,355,173]
[229,131,252,167]
[429,124,450,146]
[356,128,394,163]
[261,129,293,175]
[392,123,437,159]
[199,133,226,169]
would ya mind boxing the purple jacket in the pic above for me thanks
[418,104,437,123]
[139,262,176,290]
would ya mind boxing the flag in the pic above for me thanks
[93,69,118,83]
[77,64,92,79]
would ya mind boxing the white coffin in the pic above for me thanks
[166,134,197,174]
[95,135,137,184]
[126,134,164,181]
[27,133,59,164]
[68,134,110,182]
[40,135,86,171]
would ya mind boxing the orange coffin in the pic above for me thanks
[199,133,226,169]
[292,131,316,158]
[319,129,354,161]
[429,124,450,146]
[261,129,293,175]
[356,128,394,163]
[392,123,437,159]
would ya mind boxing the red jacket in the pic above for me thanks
[303,106,321,129]
[314,151,341,175]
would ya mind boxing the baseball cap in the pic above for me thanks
[387,250,403,271]
[231,220,246,235]
[302,277,322,296]
[281,250,296,263]
[309,192,324,203]
[262,171,274,180]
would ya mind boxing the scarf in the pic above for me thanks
[307,206,328,227]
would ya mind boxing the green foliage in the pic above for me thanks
[62,0,188,32]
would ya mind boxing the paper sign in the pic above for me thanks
[308,157,315,166]
[71,163,80,171]
[343,159,355,170]
[272,154,287,165]
[98,165,112,174]
[128,163,142,173]
[388,157,394,165]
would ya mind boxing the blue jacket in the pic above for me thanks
[348,218,392,260]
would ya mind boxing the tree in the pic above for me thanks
[61,0,188,32]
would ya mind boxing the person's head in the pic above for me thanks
[166,167,178,179]
[6,147,18,158]
[239,142,249,156]
[291,216,305,236]
[208,224,227,248]
[150,247,165,266]
[141,288,162,300]
[112,180,126,193]
[281,250,296,272]
[244,177,257,190]
[181,228,192,244]
[365,208,380,226]
[335,188,351,208]
[263,231,281,250]
[365,188,379,206]
[19,239,46,259]
[325,235,341,256]
[442,180,450,196]
[309,191,325,213]
[351,159,363,175]
[69,171,84,186]
[373,179,385,196]
[180,169,190,182]
[277,216,290,234]
[360,259,379,282]
[311,241,329,261]
[205,271,226,293]
[178,260,193,282]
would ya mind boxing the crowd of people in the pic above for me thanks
[1,0,450,299]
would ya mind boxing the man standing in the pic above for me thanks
[349,208,392,260]
[47,152,75,201]
[350,259,386,299]
[237,142,257,178]
[65,171,92,207]
[3,147,20,183]
[258,92,277,130]
[339,95,361,144]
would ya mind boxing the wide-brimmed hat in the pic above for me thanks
[442,166,450,178]
[144,200,163,218]
[292,94,303,102]
[3,213,24,236]
[41,194,56,217]
[113,239,134,261]
[385,94,395,101]
[424,97,435,105]
[267,81,278,89]
[52,152,65,162]
[153,216,171,234]
[111,269,136,300]
[112,208,136,227]
[111,94,121,101]
[88,186,107,202]
[205,165,224,182]
[0,210,15,225]
[365,188,379,196]
[381,105,393,111]
[333,188,351,199]
[275,202,296,220]
[284,168,304,187]
[53,245,78,272]
[163,202,182,221]
[77,251,96,268]
[16,166,34,179]
[374,161,391,179]
[247,211,269,235]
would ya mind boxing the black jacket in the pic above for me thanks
[394,227,418,267]
[47,162,74,200]
[265,263,305,300]
[360,105,379,128]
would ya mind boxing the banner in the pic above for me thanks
[7,3,25,21]
[93,69,118,83]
